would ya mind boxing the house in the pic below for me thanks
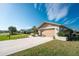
[38,22,70,41]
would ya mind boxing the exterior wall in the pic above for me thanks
[56,36,67,41]
[38,22,64,39]
[38,30,42,36]
[38,26,60,37]
[37,22,69,41]
[39,25,59,30]
[38,22,68,41]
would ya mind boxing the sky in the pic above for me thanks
[0,3,79,31]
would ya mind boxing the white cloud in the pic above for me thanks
[63,18,68,22]
[56,7,69,21]
[34,3,43,12]
[64,17,79,25]
[45,3,70,21]
[34,3,70,22]
[34,3,37,8]
[64,20,70,24]
[70,17,79,23]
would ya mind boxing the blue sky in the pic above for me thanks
[0,3,79,31]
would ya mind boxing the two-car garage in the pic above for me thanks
[41,29,55,37]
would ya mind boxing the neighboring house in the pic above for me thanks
[38,22,72,41]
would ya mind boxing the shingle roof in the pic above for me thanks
[38,22,62,29]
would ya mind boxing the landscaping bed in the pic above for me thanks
[0,34,29,41]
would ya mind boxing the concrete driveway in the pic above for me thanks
[0,37,53,56]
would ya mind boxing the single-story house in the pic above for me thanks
[38,22,72,40]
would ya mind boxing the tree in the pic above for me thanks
[32,26,38,36]
[20,29,27,34]
[26,29,33,34]
[8,26,17,35]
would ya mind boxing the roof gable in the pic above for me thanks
[38,22,61,29]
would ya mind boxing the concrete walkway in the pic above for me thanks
[0,37,53,56]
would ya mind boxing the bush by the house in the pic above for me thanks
[58,31,66,36]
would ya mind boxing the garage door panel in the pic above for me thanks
[42,30,55,37]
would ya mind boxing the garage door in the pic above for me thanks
[42,29,55,37]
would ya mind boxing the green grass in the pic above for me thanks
[0,34,29,41]
[10,40,79,56]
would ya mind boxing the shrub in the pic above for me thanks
[58,31,66,36]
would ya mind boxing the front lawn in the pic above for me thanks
[0,34,29,41]
[10,40,79,56]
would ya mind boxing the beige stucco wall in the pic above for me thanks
[38,22,67,41]
[38,22,60,37]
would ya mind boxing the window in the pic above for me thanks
[46,28,55,30]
